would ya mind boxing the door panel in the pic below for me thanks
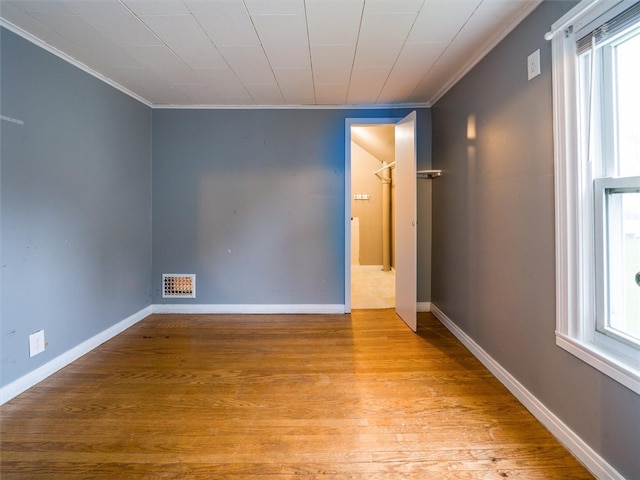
[395,112,417,331]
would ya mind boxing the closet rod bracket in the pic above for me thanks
[417,169,442,179]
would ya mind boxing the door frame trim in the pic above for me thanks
[344,117,400,313]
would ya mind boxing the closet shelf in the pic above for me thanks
[417,169,442,179]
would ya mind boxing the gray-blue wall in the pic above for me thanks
[1,25,432,391]
[431,2,640,478]
[1,28,152,387]
[151,108,432,305]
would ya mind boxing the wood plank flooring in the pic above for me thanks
[1,310,593,479]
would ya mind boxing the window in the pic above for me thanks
[550,0,640,394]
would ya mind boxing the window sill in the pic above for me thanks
[556,332,640,395]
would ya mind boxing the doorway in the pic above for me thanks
[345,113,418,331]
[349,123,396,309]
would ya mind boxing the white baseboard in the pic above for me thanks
[151,304,346,315]
[430,303,624,480]
[0,306,152,405]
[417,302,431,312]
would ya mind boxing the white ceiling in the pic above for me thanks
[0,0,542,107]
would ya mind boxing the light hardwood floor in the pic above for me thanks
[1,311,593,479]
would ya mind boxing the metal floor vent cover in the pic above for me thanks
[162,274,196,298]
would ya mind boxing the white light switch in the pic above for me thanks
[527,49,541,80]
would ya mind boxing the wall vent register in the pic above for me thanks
[162,274,196,298]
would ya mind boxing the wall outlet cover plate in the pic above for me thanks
[29,330,45,357]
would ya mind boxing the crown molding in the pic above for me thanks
[152,102,431,110]
[0,19,153,108]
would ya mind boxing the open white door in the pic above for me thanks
[395,111,417,331]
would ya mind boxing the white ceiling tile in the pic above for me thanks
[467,0,534,37]
[114,66,161,85]
[203,79,248,99]
[377,81,419,104]
[244,84,286,104]
[252,14,310,69]
[173,84,223,104]
[218,46,277,84]
[425,0,534,88]
[306,1,363,46]
[145,87,195,105]
[140,14,226,68]
[352,44,396,69]
[310,45,354,84]
[410,70,445,104]
[100,66,144,88]
[0,3,87,58]
[273,68,314,101]
[5,0,75,15]
[25,12,96,44]
[244,0,304,16]
[187,1,260,47]
[284,96,316,105]
[126,45,199,83]
[192,68,240,85]
[388,42,447,81]
[63,1,161,46]
[354,13,418,68]
[347,67,388,104]
[346,90,377,105]
[114,67,192,104]
[359,12,419,47]
[408,1,481,44]
[410,38,483,104]
[121,0,191,17]
[175,82,251,102]
[349,66,389,85]
[28,13,142,68]
[70,45,141,73]
[364,1,423,15]
[315,84,349,105]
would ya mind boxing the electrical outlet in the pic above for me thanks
[527,49,541,80]
[29,330,45,357]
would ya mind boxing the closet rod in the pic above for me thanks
[373,161,396,175]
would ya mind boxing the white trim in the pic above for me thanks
[151,304,346,315]
[0,19,152,108]
[430,303,625,480]
[0,306,152,405]
[417,302,431,313]
[556,333,640,395]
[427,1,543,106]
[154,103,430,110]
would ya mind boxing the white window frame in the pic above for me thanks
[550,0,640,395]
[594,177,640,350]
